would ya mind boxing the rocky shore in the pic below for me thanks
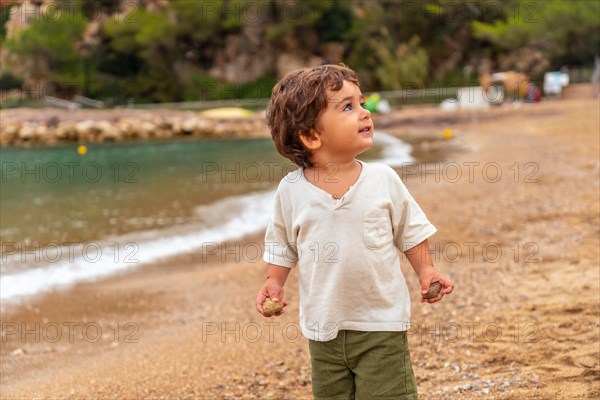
[0,108,270,146]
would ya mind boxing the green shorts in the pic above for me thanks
[308,330,418,400]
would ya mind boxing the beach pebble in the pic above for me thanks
[423,282,443,299]
[10,348,27,356]
[262,298,284,316]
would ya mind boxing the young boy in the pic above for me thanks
[255,64,454,399]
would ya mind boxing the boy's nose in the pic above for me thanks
[361,107,371,119]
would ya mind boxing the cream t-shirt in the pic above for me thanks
[263,159,437,341]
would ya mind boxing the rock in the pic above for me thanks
[262,298,284,316]
[181,118,196,135]
[96,120,120,142]
[153,129,171,139]
[276,53,306,77]
[1,109,270,147]
[18,122,37,141]
[35,123,47,136]
[154,117,172,131]
[11,348,27,356]
[213,122,230,137]
[168,118,182,135]
[0,121,20,145]
[422,282,443,299]
[140,121,156,138]
[195,119,216,136]
[46,116,60,128]
[75,120,97,136]
[115,118,136,139]
[320,42,347,64]
[126,120,153,139]
[55,121,77,140]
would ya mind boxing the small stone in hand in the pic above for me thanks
[263,298,284,316]
[422,282,443,299]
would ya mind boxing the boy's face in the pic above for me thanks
[308,80,373,161]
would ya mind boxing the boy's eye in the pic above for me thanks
[342,101,367,111]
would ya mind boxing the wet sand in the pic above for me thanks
[1,98,599,399]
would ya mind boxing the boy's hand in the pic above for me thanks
[405,239,454,303]
[418,268,454,304]
[255,278,289,317]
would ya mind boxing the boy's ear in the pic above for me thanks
[299,128,322,150]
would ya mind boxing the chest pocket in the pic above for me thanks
[363,208,393,249]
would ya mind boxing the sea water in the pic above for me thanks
[0,132,412,303]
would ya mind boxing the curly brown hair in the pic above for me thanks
[266,64,360,168]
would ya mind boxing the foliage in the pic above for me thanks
[81,0,121,15]
[172,0,244,42]
[315,0,354,42]
[266,0,353,42]
[0,72,23,90]
[374,36,429,90]
[183,73,277,102]
[347,2,429,90]
[1,0,598,104]
[5,4,87,85]
[103,9,175,59]
[0,3,14,41]
[472,0,600,74]
[102,8,181,102]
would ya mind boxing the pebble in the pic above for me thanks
[423,282,443,299]
[262,299,284,316]
[10,348,27,356]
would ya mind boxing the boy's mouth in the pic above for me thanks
[358,126,372,137]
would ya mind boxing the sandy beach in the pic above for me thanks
[1,98,599,399]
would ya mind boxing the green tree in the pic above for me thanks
[172,0,244,42]
[103,8,175,59]
[6,4,87,87]
[103,8,181,102]
[406,0,502,82]
[266,0,343,41]
[347,2,429,90]
[315,0,354,42]
[171,0,246,70]
[472,0,600,74]
[0,3,14,42]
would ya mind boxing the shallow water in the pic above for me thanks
[1,138,285,245]
[0,132,410,301]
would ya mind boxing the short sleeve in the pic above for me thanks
[389,169,437,252]
[262,183,298,268]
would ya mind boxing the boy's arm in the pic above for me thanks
[255,263,291,317]
[404,239,454,303]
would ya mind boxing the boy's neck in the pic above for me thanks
[308,159,359,174]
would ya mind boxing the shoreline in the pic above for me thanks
[0,130,421,305]
[0,108,271,146]
[0,101,561,148]
[1,98,599,399]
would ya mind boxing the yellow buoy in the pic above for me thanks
[443,129,453,139]
[77,145,87,155]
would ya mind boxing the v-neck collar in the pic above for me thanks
[300,159,367,207]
